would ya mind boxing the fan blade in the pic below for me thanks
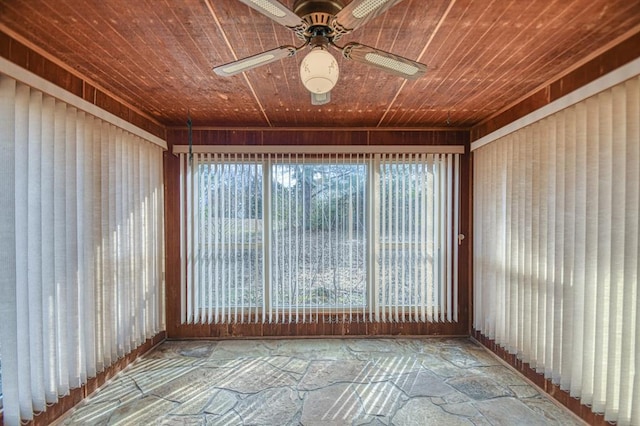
[333,0,406,32]
[342,43,427,79]
[214,46,297,77]
[236,0,306,30]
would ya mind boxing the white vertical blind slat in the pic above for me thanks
[544,116,556,379]
[40,95,57,401]
[593,90,613,412]
[414,155,421,321]
[206,153,213,324]
[446,154,453,322]
[379,156,387,322]
[433,155,441,322]
[114,127,124,357]
[76,111,88,381]
[0,74,20,426]
[54,99,70,395]
[570,102,587,397]
[604,84,627,422]
[472,150,482,331]
[93,119,105,373]
[15,83,33,420]
[197,153,204,323]
[427,154,435,323]
[65,106,81,387]
[619,77,639,426]
[560,106,576,390]
[530,123,539,370]
[185,152,194,323]
[27,89,46,411]
[453,154,460,323]
[371,154,380,323]
[193,152,201,323]
[439,154,447,322]
[420,154,427,322]
[179,153,187,324]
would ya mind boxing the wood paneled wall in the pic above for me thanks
[166,128,469,150]
[0,30,165,140]
[163,128,471,338]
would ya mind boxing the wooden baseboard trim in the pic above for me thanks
[168,316,468,339]
[14,331,167,426]
[472,330,607,425]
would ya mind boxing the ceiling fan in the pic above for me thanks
[213,0,428,105]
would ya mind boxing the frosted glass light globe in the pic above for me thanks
[300,47,339,94]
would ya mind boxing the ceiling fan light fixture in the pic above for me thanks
[300,46,339,94]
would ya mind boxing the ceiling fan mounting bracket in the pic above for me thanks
[293,0,344,40]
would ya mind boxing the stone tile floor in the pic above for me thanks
[57,338,584,425]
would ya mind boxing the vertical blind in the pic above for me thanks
[179,151,460,325]
[0,75,165,425]
[473,75,639,425]
[268,154,368,324]
[375,153,460,323]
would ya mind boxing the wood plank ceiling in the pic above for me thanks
[0,0,639,128]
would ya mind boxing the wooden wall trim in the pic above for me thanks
[169,318,468,339]
[164,151,182,338]
[471,30,640,141]
[0,28,166,141]
[166,128,469,151]
[473,330,607,426]
[14,332,166,426]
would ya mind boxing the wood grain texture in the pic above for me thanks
[169,317,468,339]
[163,151,182,337]
[166,128,469,148]
[471,30,640,140]
[0,30,166,139]
[1,0,638,128]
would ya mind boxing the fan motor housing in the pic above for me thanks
[294,0,344,36]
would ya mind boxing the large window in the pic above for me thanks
[270,160,367,321]
[179,148,461,324]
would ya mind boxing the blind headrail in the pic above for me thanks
[172,145,465,155]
